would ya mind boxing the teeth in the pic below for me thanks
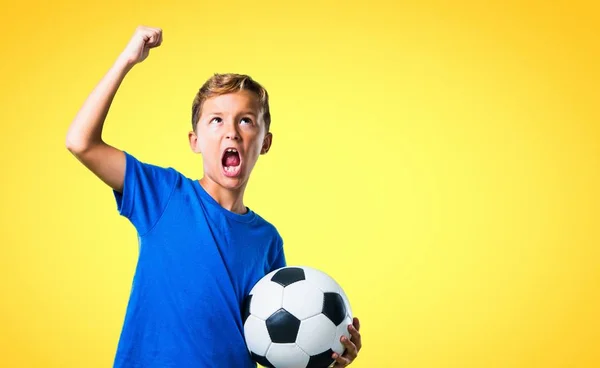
[226,148,238,153]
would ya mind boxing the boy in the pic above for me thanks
[66,26,361,367]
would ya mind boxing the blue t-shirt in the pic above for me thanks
[112,152,286,367]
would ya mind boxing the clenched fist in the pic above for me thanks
[118,26,163,67]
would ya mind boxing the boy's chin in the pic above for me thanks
[218,168,247,189]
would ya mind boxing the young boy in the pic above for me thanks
[66,26,362,368]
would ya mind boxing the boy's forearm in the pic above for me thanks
[65,58,134,153]
[64,26,162,192]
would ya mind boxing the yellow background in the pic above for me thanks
[1,0,599,367]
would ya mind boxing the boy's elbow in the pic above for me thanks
[65,135,97,156]
[65,135,85,155]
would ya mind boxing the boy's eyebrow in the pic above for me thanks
[205,111,257,117]
[238,110,257,117]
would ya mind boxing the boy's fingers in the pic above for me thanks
[353,317,360,331]
[348,322,362,351]
[331,352,351,366]
[341,336,358,358]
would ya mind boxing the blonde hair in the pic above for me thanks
[191,73,271,132]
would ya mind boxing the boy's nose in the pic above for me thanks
[225,129,240,140]
[224,120,240,140]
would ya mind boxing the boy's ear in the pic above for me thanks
[261,132,273,154]
[188,131,202,154]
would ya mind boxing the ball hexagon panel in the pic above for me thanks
[302,266,340,294]
[296,314,337,356]
[266,343,310,368]
[250,280,284,320]
[282,280,324,320]
[244,315,271,356]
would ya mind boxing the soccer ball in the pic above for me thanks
[242,266,353,368]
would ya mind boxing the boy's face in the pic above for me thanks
[189,90,272,191]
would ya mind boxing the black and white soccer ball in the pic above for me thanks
[242,266,353,368]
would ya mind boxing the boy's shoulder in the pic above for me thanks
[252,211,282,237]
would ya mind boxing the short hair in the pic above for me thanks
[191,73,271,132]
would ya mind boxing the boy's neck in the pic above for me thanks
[198,177,248,214]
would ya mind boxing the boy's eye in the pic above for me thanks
[240,118,253,125]
[210,117,222,124]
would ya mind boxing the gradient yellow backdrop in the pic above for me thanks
[1,0,599,367]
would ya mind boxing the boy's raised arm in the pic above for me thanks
[66,26,163,193]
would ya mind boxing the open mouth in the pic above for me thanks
[221,148,242,177]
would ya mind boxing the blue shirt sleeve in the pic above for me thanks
[270,239,287,272]
[113,151,179,236]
